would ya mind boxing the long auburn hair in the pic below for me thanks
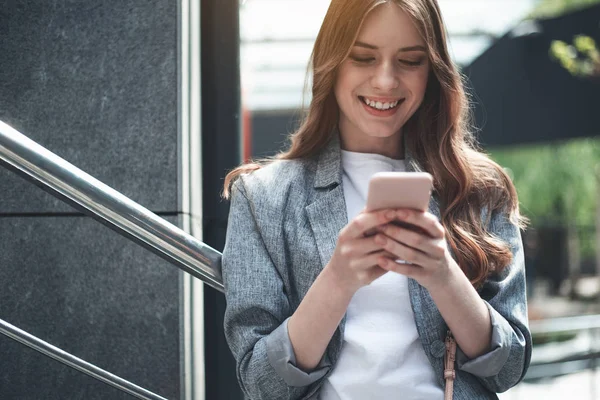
[224,0,526,288]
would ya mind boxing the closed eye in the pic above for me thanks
[349,55,375,63]
[400,59,425,67]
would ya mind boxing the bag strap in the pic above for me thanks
[444,330,457,400]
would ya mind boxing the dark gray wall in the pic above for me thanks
[200,0,243,398]
[0,1,181,399]
[251,110,300,158]
[0,0,178,214]
[0,216,181,399]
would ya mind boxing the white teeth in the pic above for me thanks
[362,97,400,110]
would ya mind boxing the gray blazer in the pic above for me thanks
[222,135,532,400]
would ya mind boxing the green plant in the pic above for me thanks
[531,330,578,345]
[529,0,600,19]
[489,138,600,258]
[550,35,600,77]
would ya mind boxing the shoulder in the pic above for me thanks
[233,157,316,205]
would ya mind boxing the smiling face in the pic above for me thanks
[334,2,430,158]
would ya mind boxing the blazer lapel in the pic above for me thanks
[406,196,447,345]
[306,186,347,273]
[305,134,348,276]
[304,133,348,357]
[406,148,447,344]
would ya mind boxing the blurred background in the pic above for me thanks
[239,0,600,398]
[0,0,598,399]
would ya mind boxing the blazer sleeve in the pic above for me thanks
[455,208,533,393]
[221,179,331,400]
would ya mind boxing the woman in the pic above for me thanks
[221,0,532,399]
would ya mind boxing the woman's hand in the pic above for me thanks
[325,209,400,294]
[374,209,459,290]
[374,209,497,361]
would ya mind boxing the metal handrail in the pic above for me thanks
[530,314,600,335]
[526,313,600,382]
[0,120,225,399]
[0,318,168,400]
[0,120,223,292]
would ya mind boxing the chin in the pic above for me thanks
[367,131,397,139]
[363,124,403,139]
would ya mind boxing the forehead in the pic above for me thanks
[356,2,424,47]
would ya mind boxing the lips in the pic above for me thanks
[359,96,404,111]
[358,96,405,118]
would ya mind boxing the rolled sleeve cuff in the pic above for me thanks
[456,302,512,377]
[265,317,331,387]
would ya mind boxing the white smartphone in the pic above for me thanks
[365,171,433,236]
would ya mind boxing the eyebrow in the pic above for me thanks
[354,41,426,52]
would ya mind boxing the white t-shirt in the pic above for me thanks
[319,150,444,400]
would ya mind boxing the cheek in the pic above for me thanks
[334,68,348,104]
[335,72,361,111]
[410,71,430,99]
[334,78,345,100]
[335,64,365,97]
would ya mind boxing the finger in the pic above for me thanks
[374,234,431,266]
[378,256,424,279]
[380,224,446,259]
[365,265,389,283]
[343,209,397,239]
[339,235,388,258]
[395,209,444,239]
[348,250,389,271]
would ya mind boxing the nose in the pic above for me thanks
[372,61,400,91]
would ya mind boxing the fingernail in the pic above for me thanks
[396,210,407,219]
[385,210,395,219]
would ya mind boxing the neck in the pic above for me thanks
[339,130,404,160]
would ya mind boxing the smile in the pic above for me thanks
[359,96,403,111]
[358,96,404,117]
